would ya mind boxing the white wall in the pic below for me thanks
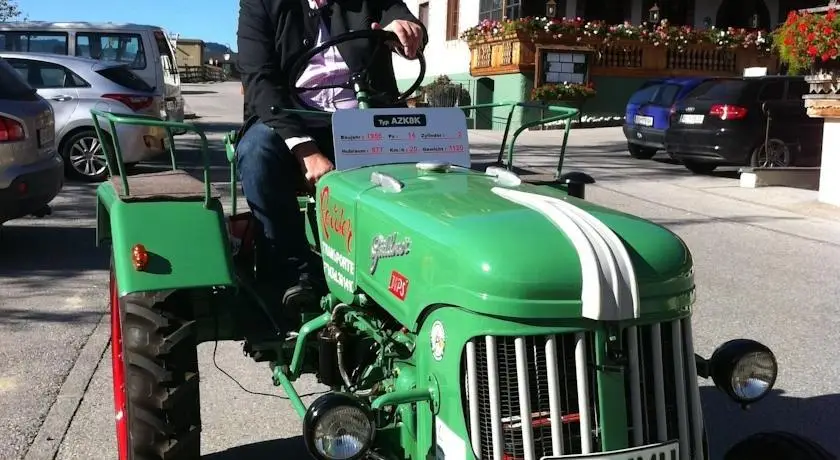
[392,0,477,81]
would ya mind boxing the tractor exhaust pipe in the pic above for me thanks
[558,172,595,199]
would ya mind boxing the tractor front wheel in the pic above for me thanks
[110,263,201,459]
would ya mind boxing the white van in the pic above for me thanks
[0,21,185,123]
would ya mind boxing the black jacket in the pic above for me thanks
[236,0,427,140]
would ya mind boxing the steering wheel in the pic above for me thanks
[287,28,426,111]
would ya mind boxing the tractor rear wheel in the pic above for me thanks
[110,261,201,460]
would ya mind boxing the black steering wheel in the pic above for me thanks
[287,28,426,111]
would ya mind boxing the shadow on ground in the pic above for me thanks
[182,90,219,95]
[203,436,309,460]
[701,387,840,458]
[200,387,838,460]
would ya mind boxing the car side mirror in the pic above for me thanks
[558,171,595,199]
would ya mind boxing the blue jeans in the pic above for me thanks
[235,121,333,292]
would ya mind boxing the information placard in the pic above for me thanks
[331,107,471,170]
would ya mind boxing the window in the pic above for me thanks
[75,33,146,70]
[787,80,809,99]
[757,80,785,101]
[446,0,460,41]
[628,84,661,105]
[5,59,88,89]
[478,0,523,21]
[418,2,430,28]
[479,0,503,21]
[97,65,154,92]
[651,84,682,106]
[153,30,179,76]
[686,79,749,99]
[0,58,37,101]
[0,32,69,54]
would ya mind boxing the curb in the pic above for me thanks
[24,313,112,460]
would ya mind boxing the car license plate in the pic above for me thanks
[634,114,654,127]
[37,128,55,147]
[541,440,679,460]
[679,114,704,124]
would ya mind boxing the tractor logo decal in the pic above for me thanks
[388,270,409,300]
[370,233,412,274]
[491,187,640,321]
[430,320,445,361]
[320,186,353,253]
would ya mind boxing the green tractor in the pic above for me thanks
[95,30,832,460]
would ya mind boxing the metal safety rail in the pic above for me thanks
[462,318,705,460]
[90,109,215,208]
[456,101,579,177]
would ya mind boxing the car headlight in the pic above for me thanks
[709,339,778,405]
[303,392,375,460]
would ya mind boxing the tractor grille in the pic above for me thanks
[461,318,705,460]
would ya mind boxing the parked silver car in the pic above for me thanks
[0,56,64,225]
[0,52,168,181]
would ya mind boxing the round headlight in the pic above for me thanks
[710,339,778,405]
[303,393,375,460]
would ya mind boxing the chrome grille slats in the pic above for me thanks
[462,317,704,459]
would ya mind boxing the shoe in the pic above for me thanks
[282,282,321,312]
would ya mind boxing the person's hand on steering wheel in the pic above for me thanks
[371,20,424,60]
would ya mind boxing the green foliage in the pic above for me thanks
[419,75,472,107]
[531,82,597,101]
[0,0,23,22]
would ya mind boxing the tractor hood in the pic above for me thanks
[316,164,694,327]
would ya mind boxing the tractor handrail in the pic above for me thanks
[90,109,214,208]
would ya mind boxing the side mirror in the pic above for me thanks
[558,171,595,199]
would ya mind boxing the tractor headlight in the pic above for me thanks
[303,393,375,460]
[709,339,778,405]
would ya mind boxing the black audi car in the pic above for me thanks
[665,75,824,174]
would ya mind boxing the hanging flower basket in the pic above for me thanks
[772,7,840,81]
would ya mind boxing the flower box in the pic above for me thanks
[465,18,775,78]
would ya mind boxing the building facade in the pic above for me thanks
[393,0,827,127]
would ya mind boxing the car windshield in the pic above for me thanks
[686,79,749,100]
[0,58,37,101]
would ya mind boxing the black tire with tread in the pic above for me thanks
[683,160,718,174]
[724,431,835,460]
[117,287,201,459]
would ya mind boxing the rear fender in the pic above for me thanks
[97,186,235,296]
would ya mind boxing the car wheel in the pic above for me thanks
[628,143,657,159]
[683,160,718,174]
[109,257,201,460]
[751,139,791,168]
[61,129,115,182]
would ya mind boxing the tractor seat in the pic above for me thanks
[110,170,220,202]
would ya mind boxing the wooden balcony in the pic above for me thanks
[467,32,779,79]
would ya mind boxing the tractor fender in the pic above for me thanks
[99,194,235,296]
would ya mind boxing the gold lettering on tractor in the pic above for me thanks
[320,186,353,252]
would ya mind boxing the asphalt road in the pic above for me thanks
[3,81,839,460]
